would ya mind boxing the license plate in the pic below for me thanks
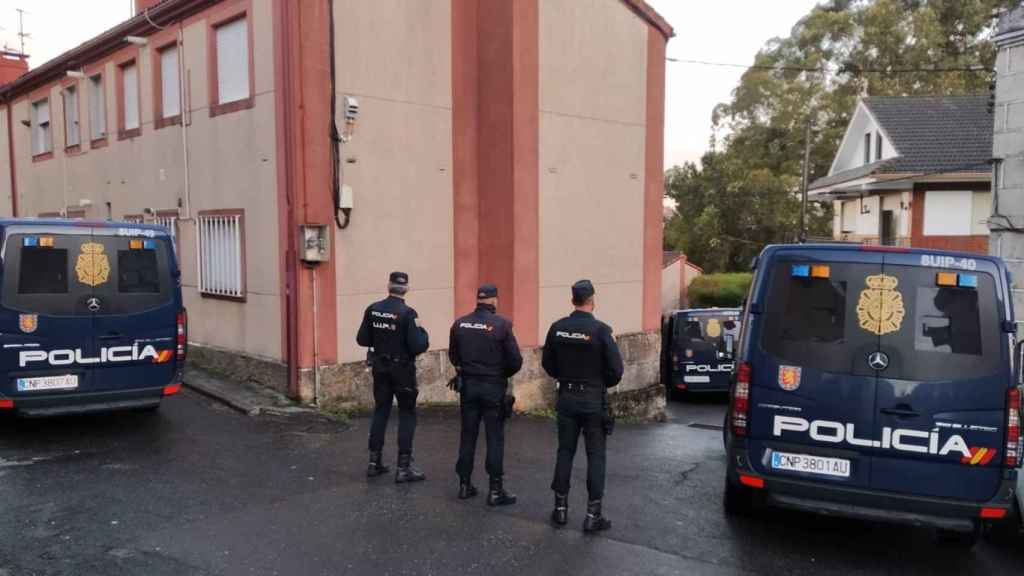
[684,375,711,383]
[17,374,79,392]
[771,451,850,478]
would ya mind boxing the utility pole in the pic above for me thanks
[799,117,812,243]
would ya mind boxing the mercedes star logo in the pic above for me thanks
[87,297,102,312]
[867,351,889,371]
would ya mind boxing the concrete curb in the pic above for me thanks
[183,367,312,417]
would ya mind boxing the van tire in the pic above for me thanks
[723,478,755,517]
[935,524,980,549]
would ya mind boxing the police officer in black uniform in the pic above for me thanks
[356,271,430,483]
[542,280,624,532]
[449,283,523,506]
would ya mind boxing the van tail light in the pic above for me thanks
[731,362,752,437]
[0,399,13,409]
[176,309,188,363]
[1006,387,1021,468]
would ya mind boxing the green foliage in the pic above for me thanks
[688,273,754,308]
[666,0,1015,272]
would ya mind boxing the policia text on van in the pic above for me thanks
[0,220,186,417]
[724,244,1022,547]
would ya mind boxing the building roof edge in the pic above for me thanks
[621,0,675,39]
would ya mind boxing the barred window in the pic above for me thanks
[197,210,245,299]
[155,212,179,253]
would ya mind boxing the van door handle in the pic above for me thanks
[98,333,124,341]
[881,407,920,418]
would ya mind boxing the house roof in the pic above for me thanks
[621,0,675,39]
[663,251,683,267]
[996,5,1024,44]
[810,95,992,191]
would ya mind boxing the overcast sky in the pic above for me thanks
[1,0,821,168]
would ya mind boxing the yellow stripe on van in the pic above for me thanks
[970,448,988,466]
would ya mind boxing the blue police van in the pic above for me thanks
[662,308,740,398]
[724,244,1022,546]
[0,219,186,417]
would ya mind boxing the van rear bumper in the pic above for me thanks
[5,386,167,418]
[727,454,1016,532]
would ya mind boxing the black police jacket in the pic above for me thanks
[356,295,430,361]
[448,303,523,380]
[541,310,624,387]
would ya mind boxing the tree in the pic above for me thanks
[666,0,1016,273]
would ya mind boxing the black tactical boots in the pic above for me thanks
[551,492,569,526]
[395,453,426,484]
[367,450,389,478]
[486,476,517,507]
[583,499,611,533]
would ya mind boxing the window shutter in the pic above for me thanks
[64,87,80,147]
[216,18,249,105]
[90,75,106,140]
[161,46,181,118]
[123,63,140,130]
[32,100,51,155]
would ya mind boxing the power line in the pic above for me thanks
[665,57,989,75]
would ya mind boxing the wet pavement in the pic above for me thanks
[1,389,1022,575]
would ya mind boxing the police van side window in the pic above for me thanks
[19,247,69,294]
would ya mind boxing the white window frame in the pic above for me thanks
[197,211,245,300]
[88,74,106,141]
[31,98,52,157]
[155,212,179,253]
[214,17,250,106]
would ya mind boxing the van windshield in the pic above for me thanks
[2,233,173,316]
[760,260,1002,380]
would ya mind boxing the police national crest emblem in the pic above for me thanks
[75,242,111,287]
[778,365,801,391]
[18,314,38,334]
[856,274,905,336]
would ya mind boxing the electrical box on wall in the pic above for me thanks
[300,225,330,263]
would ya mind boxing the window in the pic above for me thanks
[875,132,882,161]
[118,250,161,294]
[863,132,871,165]
[760,261,881,377]
[63,85,80,148]
[159,44,181,121]
[18,247,68,295]
[89,74,106,141]
[198,211,245,299]
[922,190,972,236]
[122,214,145,224]
[212,15,251,113]
[120,60,140,136]
[31,98,51,157]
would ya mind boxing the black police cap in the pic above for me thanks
[389,271,409,286]
[477,283,498,299]
[572,279,595,302]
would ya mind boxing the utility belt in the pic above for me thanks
[371,352,413,367]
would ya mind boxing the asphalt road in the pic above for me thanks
[1,389,1022,576]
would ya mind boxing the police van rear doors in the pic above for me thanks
[88,228,177,394]
[0,227,101,398]
[750,248,884,490]
[871,252,1008,502]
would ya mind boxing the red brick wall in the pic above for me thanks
[910,184,990,255]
